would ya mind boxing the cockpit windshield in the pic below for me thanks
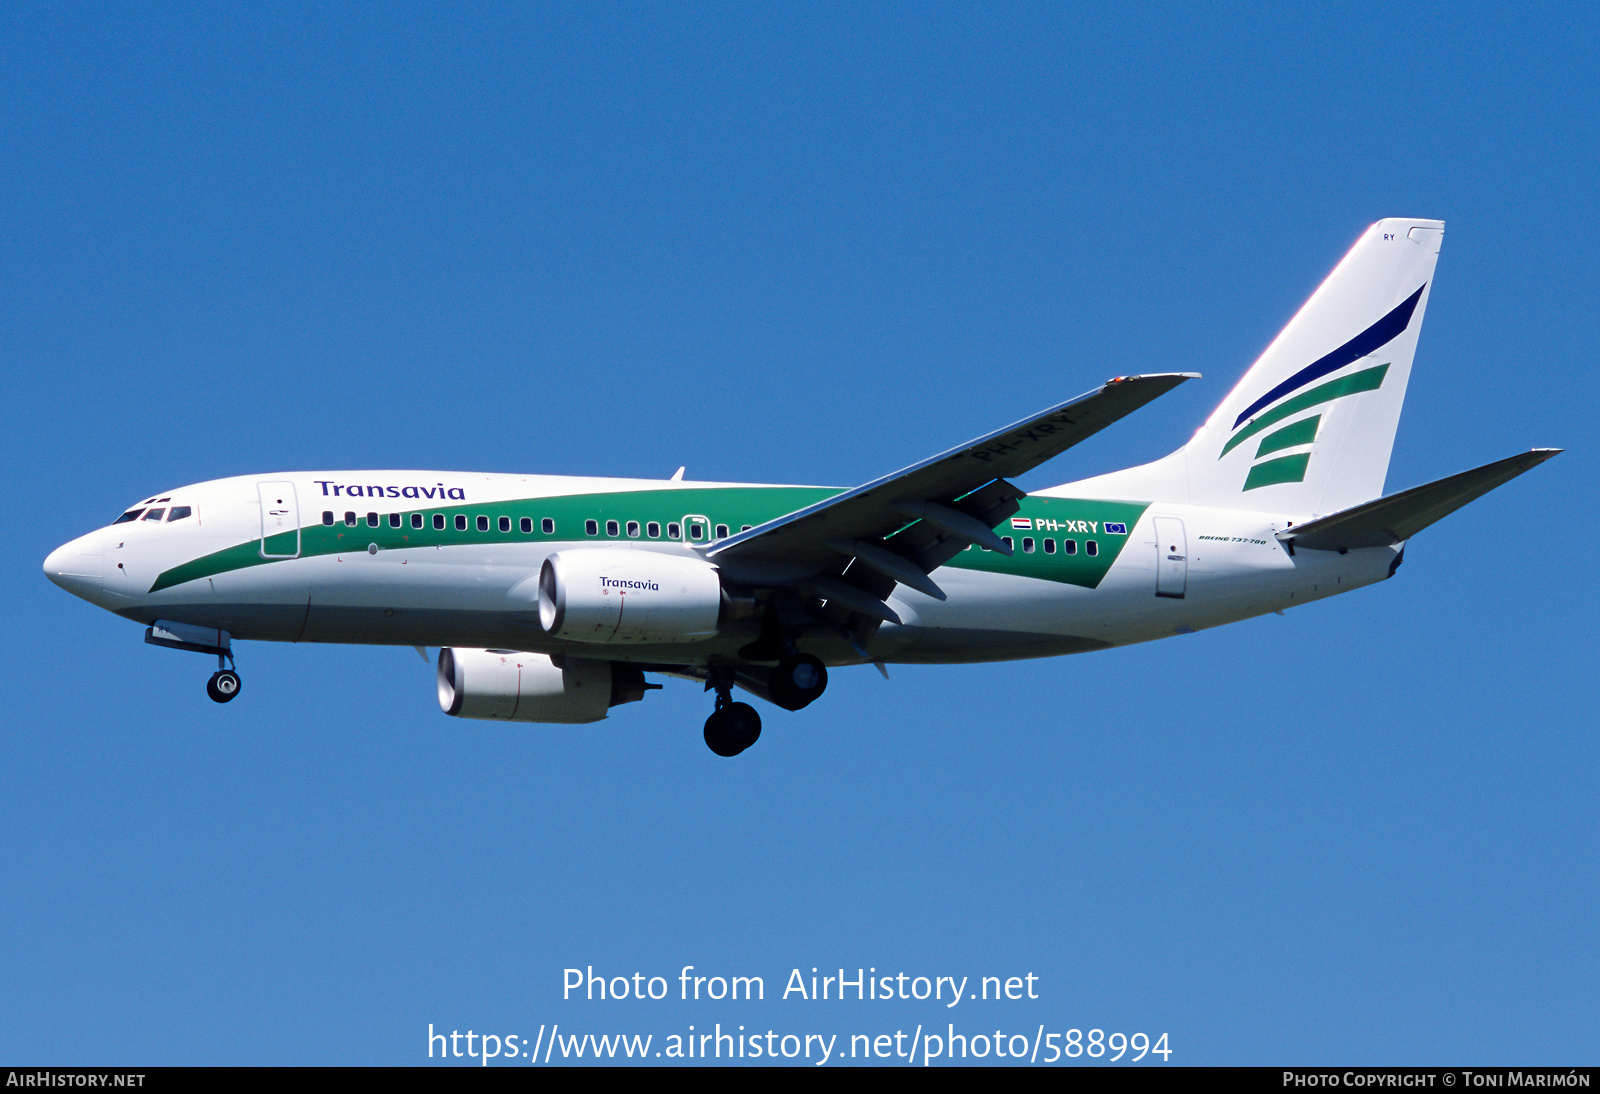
[112,504,192,526]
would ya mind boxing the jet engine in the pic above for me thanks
[437,647,655,724]
[536,549,722,644]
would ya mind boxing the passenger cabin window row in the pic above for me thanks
[573,518,737,542]
[984,536,1098,557]
[320,510,560,534]
[312,509,748,542]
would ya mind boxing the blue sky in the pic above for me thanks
[3,1,1596,1066]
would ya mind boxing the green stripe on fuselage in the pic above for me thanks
[151,486,841,592]
[152,539,281,592]
[150,487,1151,593]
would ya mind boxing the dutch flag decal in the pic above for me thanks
[1011,517,1032,530]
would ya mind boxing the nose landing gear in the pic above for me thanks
[144,622,243,705]
[206,651,242,704]
[207,670,242,703]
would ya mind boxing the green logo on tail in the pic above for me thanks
[1221,363,1389,491]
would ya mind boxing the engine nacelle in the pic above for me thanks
[437,647,653,724]
[537,549,722,644]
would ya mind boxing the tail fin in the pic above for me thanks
[1065,218,1444,516]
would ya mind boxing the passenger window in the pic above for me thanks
[1043,538,1056,554]
[412,513,423,529]
[433,514,445,530]
[367,513,379,527]
[113,509,145,524]
[1022,537,1034,553]
[1064,539,1077,555]
[1002,536,1013,551]
[143,508,166,521]
[541,518,554,535]
[520,517,532,534]
[667,522,681,539]
[715,524,729,539]
[476,515,488,532]
[741,525,752,532]
[323,511,335,526]
[626,521,640,537]
[166,506,192,522]
[647,522,661,538]
[585,519,598,536]
[606,520,619,537]
[498,516,510,532]
[455,515,467,531]
[688,522,705,541]
[389,513,401,528]
[1086,540,1098,556]
[345,512,357,526]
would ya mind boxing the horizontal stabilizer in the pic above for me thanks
[1277,449,1561,551]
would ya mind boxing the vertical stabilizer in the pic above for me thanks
[1059,219,1444,516]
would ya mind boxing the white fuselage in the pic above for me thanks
[43,470,1397,668]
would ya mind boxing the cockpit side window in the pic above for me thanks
[167,506,193,521]
[142,508,166,521]
[113,509,145,524]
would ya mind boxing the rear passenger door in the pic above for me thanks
[1154,516,1187,599]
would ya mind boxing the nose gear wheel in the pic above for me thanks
[207,669,242,703]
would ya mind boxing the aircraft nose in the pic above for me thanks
[43,533,105,602]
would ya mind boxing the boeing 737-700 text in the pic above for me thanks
[44,219,1558,755]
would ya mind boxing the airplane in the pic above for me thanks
[43,218,1558,756]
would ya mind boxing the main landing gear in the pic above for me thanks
[704,698,761,757]
[768,653,828,711]
[206,651,242,704]
[700,654,832,756]
[703,670,761,757]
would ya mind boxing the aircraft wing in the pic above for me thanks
[1277,448,1561,552]
[706,373,1196,619]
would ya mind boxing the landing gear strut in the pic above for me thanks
[703,670,760,757]
[206,650,241,704]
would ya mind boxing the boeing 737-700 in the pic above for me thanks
[43,219,1558,755]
